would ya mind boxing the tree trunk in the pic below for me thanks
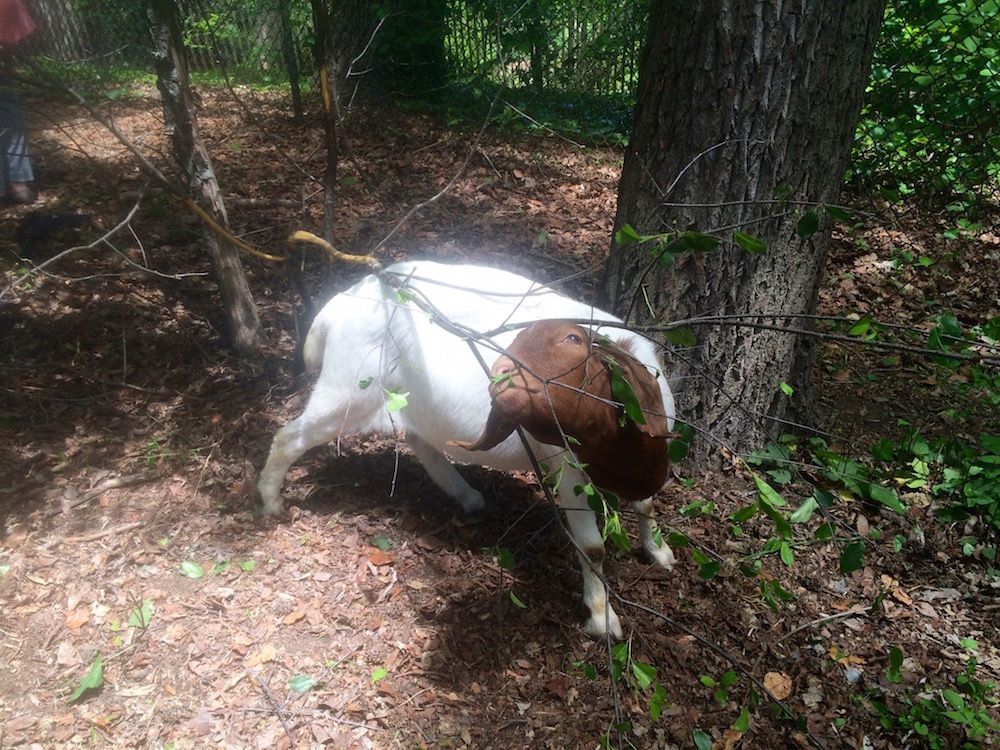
[149,0,262,355]
[601,0,886,465]
[278,0,303,121]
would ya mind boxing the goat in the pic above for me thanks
[257,260,676,639]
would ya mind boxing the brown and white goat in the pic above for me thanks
[257,261,676,639]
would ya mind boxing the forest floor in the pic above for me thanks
[1,89,998,750]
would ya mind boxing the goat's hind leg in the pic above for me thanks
[633,496,675,570]
[257,394,355,515]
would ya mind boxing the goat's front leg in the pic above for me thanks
[407,432,485,513]
[633,496,675,570]
[557,466,624,641]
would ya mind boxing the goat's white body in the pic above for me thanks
[257,260,676,639]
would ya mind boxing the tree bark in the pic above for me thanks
[601,0,886,465]
[149,0,262,355]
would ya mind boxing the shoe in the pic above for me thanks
[6,183,35,204]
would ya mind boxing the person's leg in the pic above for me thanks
[0,72,34,202]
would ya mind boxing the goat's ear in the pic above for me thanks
[597,342,671,439]
[448,408,517,452]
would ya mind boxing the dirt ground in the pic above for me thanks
[1,90,998,749]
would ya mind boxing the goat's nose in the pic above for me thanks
[492,356,515,377]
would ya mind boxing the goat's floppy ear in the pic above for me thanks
[449,407,517,452]
[595,339,671,439]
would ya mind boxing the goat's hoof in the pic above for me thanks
[645,541,676,571]
[584,608,624,641]
[257,491,285,517]
[456,489,486,514]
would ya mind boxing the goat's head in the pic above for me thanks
[454,320,671,500]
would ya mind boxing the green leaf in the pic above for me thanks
[509,591,527,609]
[733,231,767,254]
[68,655,104,704]
[848,315,873,337]
[693,729,713,750]
[289,674,318,693]
[383,388,409,413]
[631,661,656,690]
[358,376,374,390]
[813,488,835,508]
[720,671,738,687]
[238,560,257,572]
[823,204,854,223]
[700,675,717,688]
[607,358,646,425]
[649,683,668,720]
[371,666,388,684]
[698,561,721,580]
[796,211,820,238]
[840,541,865,573]
[615,224,642,245]
[887,646,904,683]
[814,522,834,541]
[667,531,690,548]
[866,483,905,514]
[753,474,787,508]
[733,706,751,732]
[789,497,818,524]
[942,689,965,710]
[496,547,516,570]
[127,599,154,629]
[731,504,759,523]
[779,381,794,396]
[680,231,721,252]
[370,536,393,551]
[779,541,794,566]
[180,561,205,578]
[663,327,697,348]
[668,437,690,462]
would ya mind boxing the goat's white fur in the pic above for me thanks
[257,260,676,639]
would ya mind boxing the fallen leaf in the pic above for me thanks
[247,643,277,666]
[764,671,792,700]
[282,610,306,625]
[64,607,90,629]
[368,549,395,566]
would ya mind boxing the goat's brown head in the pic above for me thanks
[453,320,671,500]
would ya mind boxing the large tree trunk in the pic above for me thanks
[601,0,886,466]
[149,0,262,355]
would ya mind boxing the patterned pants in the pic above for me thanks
[0,72,33,196]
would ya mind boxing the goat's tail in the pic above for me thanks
[301,314,328,374]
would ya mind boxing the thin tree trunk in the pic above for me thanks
[149,0,262,355]
[278,0,303,121]
[601,0,886,466]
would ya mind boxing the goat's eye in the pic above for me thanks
[563,333,583,345]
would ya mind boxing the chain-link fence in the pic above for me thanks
[21,0,1000,199]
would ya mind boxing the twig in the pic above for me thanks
[370,92,501,255]
[776,605,873,643]
[46,474,157,517]
[1,190,145,301]
[248,667,296,748]
[60,521,145,544]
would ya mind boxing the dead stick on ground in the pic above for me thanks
[60,521,145,544]
[776,605,873,644]
[47,474,157,517]
[248,667,296,748]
